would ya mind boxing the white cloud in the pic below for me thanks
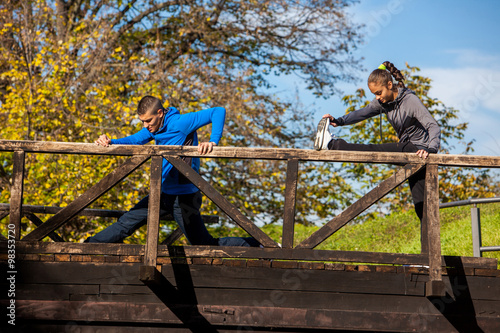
[420,53,500,156]
[444,49,500,68]
[421,66,500,118]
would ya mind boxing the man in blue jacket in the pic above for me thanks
[86,96,259,246]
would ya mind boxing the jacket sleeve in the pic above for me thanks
[336,101,382,126]
[407,95,441,153]
[172,107,226,144]
[110,128,154,145]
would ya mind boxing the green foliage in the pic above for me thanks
[0,0,362,239]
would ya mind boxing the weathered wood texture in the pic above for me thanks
[424,164,445,296]
[10,150,25,240]
[3,242,497,269]
[144,156,162,266]
[1,140,499,167]
[282,159,299,248]
[1,260,499,332]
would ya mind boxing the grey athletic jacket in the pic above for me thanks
[335,88,441,153]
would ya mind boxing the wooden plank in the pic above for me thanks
[421,166,429,255]
[10,241,144,256]
[0,203,219,224]
[165,155,278,248]
[297,163,425,249]
[6,241,498,269]
[22,155,150,241]
[161,227,184,245]
[2,140,499,167]
[5,260,499,301]
[0,211,9,220]
[10,150,25,240]
[144,156,162,267]
[12,283,99,300]
[425,165,443,289]
[24,213,65,242]
[7,261,424,296]
[282,159,299,249]
[8,299,500,332]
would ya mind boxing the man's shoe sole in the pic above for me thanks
[314,118,328,150]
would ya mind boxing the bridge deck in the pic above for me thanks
[2,141,500,331]
[1,244,499,332]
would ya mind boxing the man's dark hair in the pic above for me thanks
[137,96,164,115]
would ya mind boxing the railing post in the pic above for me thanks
[144,155,163,267]
[282,159,299,248]
[10,150,25,240]
[420,166,428,255]
[424,164,445,297]
[471,204,482,257]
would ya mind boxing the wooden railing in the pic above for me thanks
[1,140,499,296]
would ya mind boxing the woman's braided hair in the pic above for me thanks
[368,61,405,89]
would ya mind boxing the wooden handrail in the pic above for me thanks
[1,140,499,167]
[2,139,499,296]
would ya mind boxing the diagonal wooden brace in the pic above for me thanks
[164,155,278,248]
[23,155,150,241]
[296,163,425,249]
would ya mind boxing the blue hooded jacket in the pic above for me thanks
[110,106,226,194]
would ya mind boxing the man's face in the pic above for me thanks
[368,81,395,104]
[139,108,164,133]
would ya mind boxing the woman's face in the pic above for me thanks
[368,81,395,104]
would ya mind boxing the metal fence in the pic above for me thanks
[440,197,500,257]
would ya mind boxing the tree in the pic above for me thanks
[0,0,363,240]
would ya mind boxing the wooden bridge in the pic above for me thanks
[1,140,499,332]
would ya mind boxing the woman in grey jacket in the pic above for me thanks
[314,61,441,221]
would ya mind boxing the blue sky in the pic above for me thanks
[276,0,500,156]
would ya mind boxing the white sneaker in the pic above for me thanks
[314,118,334,150]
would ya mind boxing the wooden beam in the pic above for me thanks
[424,164,445,296]
[10,150,25,240]
[22,155,150,241]
[144,156,162,267]
[9,299,500,331]
[161,227,184,245]
[420,167,429,255]
[0,211,9,221]
[164,156,278,248]
[6,241,498,269]
[0,203,219,223]
[282,159,299,248]
[2,140,499,167]
[24,213,65,242]
[297,164,425,249]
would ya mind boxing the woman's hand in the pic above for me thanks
[416,149,429,159]
[322,114,338,127]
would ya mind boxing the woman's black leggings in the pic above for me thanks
[328,139,425,221]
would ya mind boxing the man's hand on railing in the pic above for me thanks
[198,141,216,155]
[95,134,112,147]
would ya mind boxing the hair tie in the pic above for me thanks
[378,64,387,70]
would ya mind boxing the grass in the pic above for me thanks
[212,202,500,267]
